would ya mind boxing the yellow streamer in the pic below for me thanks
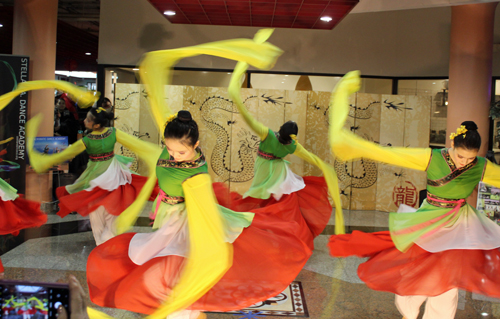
[0,80,98,111]
[139,29,282,132]
[328,71,431,171]
[0,137,13,145]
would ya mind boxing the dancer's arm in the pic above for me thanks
[329,71,432,171]
[26,114,86,173]
[293,142,344,234]
[114,129,162,234]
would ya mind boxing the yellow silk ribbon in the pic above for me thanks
[0,80,98,111]
[329,71,431,171]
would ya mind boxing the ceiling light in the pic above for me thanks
[85,52,91,56]
[0,24,3,28]
[133,68,139,71]
[164,10,176,16]
[481,313,488,317]
[320,16,332,22]
[285,75,288,77]
[227,73,231,74]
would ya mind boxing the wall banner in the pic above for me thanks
[0,54,29,194]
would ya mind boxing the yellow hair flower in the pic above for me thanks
[449,125,467,140]
[96,107,106,113]
[165,113,177,125]
[289,134,297,141]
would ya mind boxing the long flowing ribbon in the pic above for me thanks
[0,80,98,112]
[139,29,282,132]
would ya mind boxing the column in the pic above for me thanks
[13,0,58,202]
[446,2,498,156]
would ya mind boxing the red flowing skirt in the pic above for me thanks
[0,197,47,236]
[87,176,332,314]
[56,175,158,218]
[0,196,48,273]
[329,230,500,298]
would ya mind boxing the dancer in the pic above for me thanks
[86,30,322,319]
[0,82,94,276]
[328,71,500,319]
[26,107,158,245]
[0,147,48,275]
[227,60,344,235]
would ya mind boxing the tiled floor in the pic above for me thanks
[2,208,500,318]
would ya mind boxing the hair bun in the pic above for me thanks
[177,110,192,122]
[461,121,478,131]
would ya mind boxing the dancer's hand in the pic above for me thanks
[57,275,89,319]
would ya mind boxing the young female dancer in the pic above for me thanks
[0,81,95,275]
[226,61,344,235]
[86,110,314,319]
[0,156,47,275]
[328,71,500,319]
[27,107,157,245]
[84,30,327,319]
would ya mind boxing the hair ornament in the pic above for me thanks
[165,113,177,125]
[449,125,467,140]
[96,107,106,114]
[289,134,297,141]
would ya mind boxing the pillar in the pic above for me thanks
[446,2,498,156]
[13,0,58,202]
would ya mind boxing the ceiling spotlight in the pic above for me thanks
[320,16,332,22]
[85,52,91,56]
[164,10,176,16]
[0,24,3,28]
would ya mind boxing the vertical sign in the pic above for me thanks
[0,54,29,194]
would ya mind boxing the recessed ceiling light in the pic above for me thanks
[85,52,91,55]
[227,73,231,74]
[133,68,139,71]
[285,75,288,77]
[320,16,332,22]
[164,10,176,16]
[0,24,3,28]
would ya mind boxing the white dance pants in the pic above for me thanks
[88,206,117,245]
[395,288,458,319]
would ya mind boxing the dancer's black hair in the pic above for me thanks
[278,121,298,145]
[89,108,115,128]
[164,110,199,147]
[453,121,481,151]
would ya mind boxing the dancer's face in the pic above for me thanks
[165,138,199,162]
[449,143,478,169]
[84,112,101,131]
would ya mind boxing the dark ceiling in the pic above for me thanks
[148,0,359,30]
[0,0,359,72]
[0,0,99,71]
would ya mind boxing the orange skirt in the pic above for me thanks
[0,196,47,273]
[87,176,332,314]
[56,175,158,218]
[329,230,500,298]
[0,196,47,236]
